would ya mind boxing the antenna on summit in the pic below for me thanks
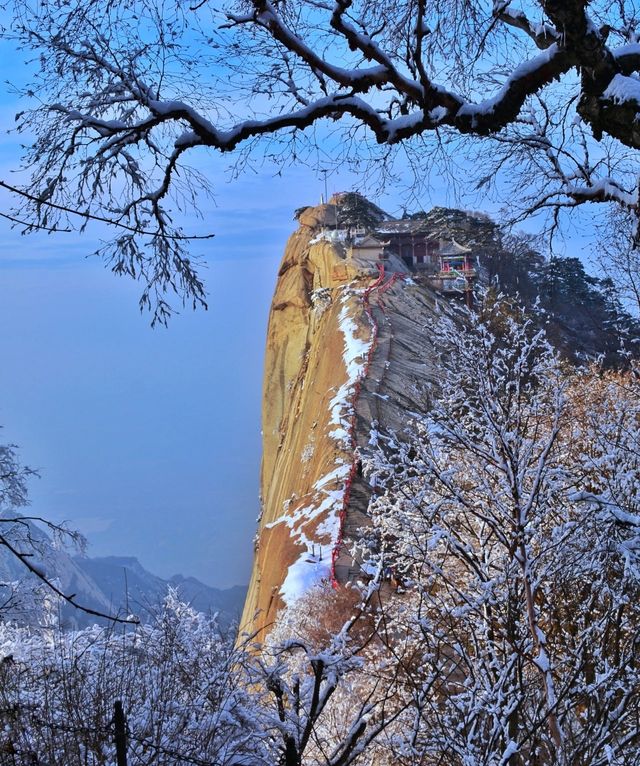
[320,169,329,205]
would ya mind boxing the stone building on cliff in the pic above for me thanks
[300,192,479,297]
[241,192,485,640]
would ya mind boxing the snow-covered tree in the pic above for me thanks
[5,2,640,317]
[0,585,412,766]
[360,298,640,764]
[0,591,260,765]
[597,213,640,317]
[245,579,415,766]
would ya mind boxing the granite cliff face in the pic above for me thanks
[240,198,445,639]
[240,194,640,641]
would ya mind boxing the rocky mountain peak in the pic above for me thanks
[241,195,639,640]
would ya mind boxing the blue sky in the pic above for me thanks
[0,30,599,589]
[0,61,395,587]
[0,192,276,588]
[0,157,331,587]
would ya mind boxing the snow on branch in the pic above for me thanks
[7,0,640,313]
[360,299,640,762]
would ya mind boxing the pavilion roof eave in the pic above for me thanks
[439,238,473,256]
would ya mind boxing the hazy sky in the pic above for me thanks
[0,32,597,589]
[0,158,351,588]
[0,49,396,587]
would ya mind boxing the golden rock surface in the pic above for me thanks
[240,204,443,641]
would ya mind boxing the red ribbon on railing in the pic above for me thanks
[330,264,402,587]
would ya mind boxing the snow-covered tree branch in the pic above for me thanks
[0,431,138,625]
[5,2,640,316]
[360,297,640,764]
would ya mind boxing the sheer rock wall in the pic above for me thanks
[240,204,443,640]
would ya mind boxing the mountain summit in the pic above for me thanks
[241,195,450,638]
[241,193,638,640]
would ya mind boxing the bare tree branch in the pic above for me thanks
[5,0,640,312]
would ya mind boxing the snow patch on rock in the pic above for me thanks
[279,290,375,606]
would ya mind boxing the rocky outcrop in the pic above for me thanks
[240,199,445,640]
[240,194,640,640]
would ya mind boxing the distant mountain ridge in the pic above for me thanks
[73,554,246,628]
[0,516,246,630]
